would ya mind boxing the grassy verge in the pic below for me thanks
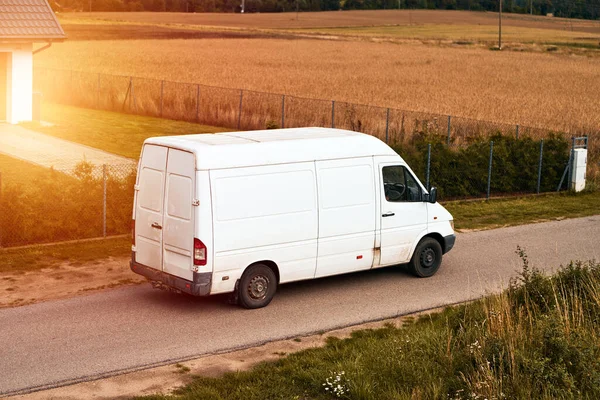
[1,191,598,273]
[20,103,226,159]
[138,257,600,400]
[445,191,600,231]
[0,236,130,274]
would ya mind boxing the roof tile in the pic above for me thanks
[0,0,65,40]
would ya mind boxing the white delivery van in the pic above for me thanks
[130,128,455,309]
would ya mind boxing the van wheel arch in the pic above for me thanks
[248,260,280,284]
[423,233,445,253]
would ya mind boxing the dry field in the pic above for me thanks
[37,33,600,133]
[60,10,600,34]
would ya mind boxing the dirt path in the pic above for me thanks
[0,256,144,309]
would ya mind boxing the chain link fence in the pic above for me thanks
[0,68,591,248]
[0,134,582,248]
[33,67,597,142]
[0,163,136,248]
[32,67,598,182]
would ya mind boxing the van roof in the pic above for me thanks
[144,128,399,170]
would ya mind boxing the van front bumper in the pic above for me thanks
[443,234,456,254]
[130,255,211,296]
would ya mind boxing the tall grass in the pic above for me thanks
[138,255,600,400]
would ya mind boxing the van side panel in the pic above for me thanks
[162,149,195,281]
[210,163,318,294]
[135,145,168,271]
[314,158,376,278]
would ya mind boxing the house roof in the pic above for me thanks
[0,0,66,41]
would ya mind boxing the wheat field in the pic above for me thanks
[37,36,600,133]
[60,10,600,33]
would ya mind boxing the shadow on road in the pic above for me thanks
[134,264,414,311]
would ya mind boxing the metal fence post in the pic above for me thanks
[487,141,494,199]
[536,139,544,193]
[160,80,164,117]
[97,73,100,108]
[426,143,431,191]
[281,95,285,128]
[102,164,107,238]
[196,84,200,122]
[0,172,2,248]
[331,100,335,128]
[385,108,390,143]
[131,78,136,111]
[238,89,243,130]
[447,115,451,145]
[516,124,520,139]
[128,77,133,110]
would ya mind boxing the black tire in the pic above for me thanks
[408,238,443,278]
[238,264,277,309]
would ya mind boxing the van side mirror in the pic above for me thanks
[427,187,437,204]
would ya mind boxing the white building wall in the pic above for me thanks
[8,44,33,124]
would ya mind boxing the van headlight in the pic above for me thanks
[450,220,454,231]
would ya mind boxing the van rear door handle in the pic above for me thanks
[151,222,162,230]
[382,212,395,217]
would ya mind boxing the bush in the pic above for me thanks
[392,132,569,199]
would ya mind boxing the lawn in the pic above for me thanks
[21,103,225,159]
[445,191,600,231]
[0,153,75,189]
[0,236,130,274]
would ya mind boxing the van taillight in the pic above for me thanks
[194,238,207,266]
[132,220,135,246]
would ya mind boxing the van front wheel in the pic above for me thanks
[409,238,442,278]
[238,264,277,309]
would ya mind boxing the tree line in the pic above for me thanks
[51,0,600,20]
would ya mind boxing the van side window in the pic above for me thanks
[382,166,422,202]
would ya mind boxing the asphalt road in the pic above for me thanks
[1,216,599,396]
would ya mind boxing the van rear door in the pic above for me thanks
[162,149,195,281]
[135,145,168,271]
[135,146,196,280]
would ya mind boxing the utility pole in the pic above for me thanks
[498,0,503,50]
[530,0,532,15]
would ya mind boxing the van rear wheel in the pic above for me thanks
[238,264,277,309]
[409,238,442,278]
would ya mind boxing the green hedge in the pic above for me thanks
[393,133,570,199]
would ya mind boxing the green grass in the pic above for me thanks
[0,236,130,274]
[137,259,600,400]
[20,103,226,159]
[445,191,600,231]
[0,154,76,190]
